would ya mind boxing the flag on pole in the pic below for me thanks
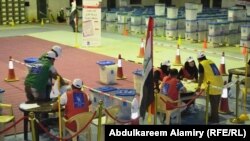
[139,17,154,119]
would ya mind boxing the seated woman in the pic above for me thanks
[178,56,198,82]
[178,56,199,113]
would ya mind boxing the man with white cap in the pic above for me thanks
[178,56,198,82]
[52,78,91,132]
[154,60,171,92]
[24,51,63,102]
[38,45,63,100]
[197,52,223,123]
[51,45,62,57]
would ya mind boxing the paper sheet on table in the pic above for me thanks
[19,103,40,110]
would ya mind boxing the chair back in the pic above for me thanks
[67,112,93,131]
[105,105,120,124]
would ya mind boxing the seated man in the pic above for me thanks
[162,69,187,109]
[52,78,91,132]
[161,68,187,124]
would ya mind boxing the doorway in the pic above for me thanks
[159,0,172,7]
[201,0,210,8]
[37,0,47,20]
[213,0,222,8]
[107,0,116,11]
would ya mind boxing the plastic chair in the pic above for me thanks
[91,105,120,141]
[156,93,183,125]
[64,112,93,141]
[0,103,16,137]
[91,105,120,126]
[240,77,250,105]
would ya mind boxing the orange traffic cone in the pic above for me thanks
[123,25,129,36]
[4,56,19,82]
[219,52,227,76]
[203,38,207,51]
[219,81,232,114]
[173,44,182,66]
[137,38,145,58]
[117,54,126,80]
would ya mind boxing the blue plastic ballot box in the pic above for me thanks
[115,89,136,120]
[89,86,117,110]
[24,57,38,70]
[133,69,143,94]
[96,60,117,85]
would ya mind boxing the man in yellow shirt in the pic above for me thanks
[197,52,223,123]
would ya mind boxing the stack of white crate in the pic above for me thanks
[0,0,7,25]
[165,7,179,39]
[0,0,26,25]
[155,16,165,37]
[227,7,247,45]
[240,25,250,47]
[130,13,142,35]
[197,18,208,42]
[117,12,129,34]
[185,8,198,41]
[208,22,223,45]
[106,11,117,32]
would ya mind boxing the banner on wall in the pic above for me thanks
[82,0,101,47]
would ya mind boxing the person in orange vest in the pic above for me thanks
[52,78,91,131]
[161,68,187,124]
[178,56,198,82]
[197,52,223,123]
[154,60,171,92]
[161,69,187,110]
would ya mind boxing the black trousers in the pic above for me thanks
[209,94,221,121]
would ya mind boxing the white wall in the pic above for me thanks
[222,0,237,8]
[26,0,37,22]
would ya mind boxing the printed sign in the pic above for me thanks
[82,0,101,46]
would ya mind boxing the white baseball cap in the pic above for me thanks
[161,60,171,66]
[197,52,205,59]
[73,78,83,89]
[46,51,56,59]
[51,45,62,57]
[186,56,194,62]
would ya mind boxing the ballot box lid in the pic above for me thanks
[96,60,115,66]
[115,89,136,96]
[24,57,38,63]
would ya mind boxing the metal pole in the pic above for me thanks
[58,95,62,141]
[29,112,36,141]
[239,48,249,121]
[97,100,103,141]
[154,92,157,125]
[205,81,210,125]
[230,76,244,123]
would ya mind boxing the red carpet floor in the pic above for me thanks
[0,36,142,135]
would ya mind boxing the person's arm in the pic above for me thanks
[52,92,67,110]
[198,64,204,90]
[178,68,184,80]
[153,70,161,92]
[177,81,187,94]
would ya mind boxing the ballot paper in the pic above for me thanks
[19,103,40,110]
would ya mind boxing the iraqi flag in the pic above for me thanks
[139,17,154,119]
